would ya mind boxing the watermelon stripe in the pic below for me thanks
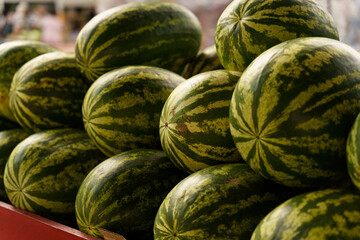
[251,189,360,239]
[346,114,360,190]
[0,40,57,121]
[82,66,185,157]
[3,129,106,222]
[154,163,298,239]
[9,52,91,133]
[76,1,202,81]
[230,37,360,188]
[75,149,186,239]
[216,0,339,71]
[160,70,242,173]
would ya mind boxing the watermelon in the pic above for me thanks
[229,37,360,188]
[0,40,58,122]
[154,163,299,240]
[251,189,360,239]
[75,149,187,239]
[3,128,106,225]
[215,0,339,72]
[0,129,30,201]
[75,1,202,82]
[9,51,92,133]
[181,45,223,79]
[159,70,243,173]
[346,113,360,191]
[82,65,185,157]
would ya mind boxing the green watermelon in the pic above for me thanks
[3,128,106,225]
[0,40,58,122]
[0,128,30,201]
[75,1,202,81]
[154,163,299,240]
[346,113,360,191]
[229,37,360,188]
[251,189,360,239]
[159,70,243,173]
[181,45,223,79]
[9,51,92,133]
[75,149,187,239]
[215,0,339,72]
[82,65,185,157]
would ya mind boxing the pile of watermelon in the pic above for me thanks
[1,0,360,239]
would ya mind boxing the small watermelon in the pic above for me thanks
[160,70,243,173]
[76,1,202,81]
[75,149,187,239]
[3,128,106,225]
[251,189,360,239]
[154,163,300,240]
[82,65,185,157]
[215,0,339,72]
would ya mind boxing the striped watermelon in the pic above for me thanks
[154,163,299,240]
[9,52,92,133]
[181,45,223,79]
[75,1,202,82]
[215,0,339,72]
[83,66,185,157]
[230,37,360,188]
[75,149,187,239]
[0,40,58,122]
[251,189,360,239]
[346,113,360,191]
[3,128,106,225]
[0,129,30,201]
[159,70,243,173]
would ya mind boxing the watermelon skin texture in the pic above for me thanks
[0,40,58,122]
[75,1,202,82]
[3,128,106,225]
[154,163,299,240]
[9,52,92,133]
[75,149,187,239]
[160,70,243,173]
[181,45,223,79]
[229,37,360,188]
[346,113,360,191]
[0,129,30,201]
[251,189,360,239]
[82,66,185,157]
[215,0,339,72]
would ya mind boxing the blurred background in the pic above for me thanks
[0,0,359,51]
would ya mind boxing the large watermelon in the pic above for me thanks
[251,189,360,239]
[215,0,339,72]
[0,40,57,122]
[9,52,92,133]
[75,1,202,81]
[83,65,185,157]
[3,128,106,225]
[229,37,360,188]
[346,113,360,191]
[154,163,299,240]
[159,70,243,173]
[75,149,187,239]
[0,129,30,201]
[181,45,223,79]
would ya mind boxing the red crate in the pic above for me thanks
[0,201,102,240]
